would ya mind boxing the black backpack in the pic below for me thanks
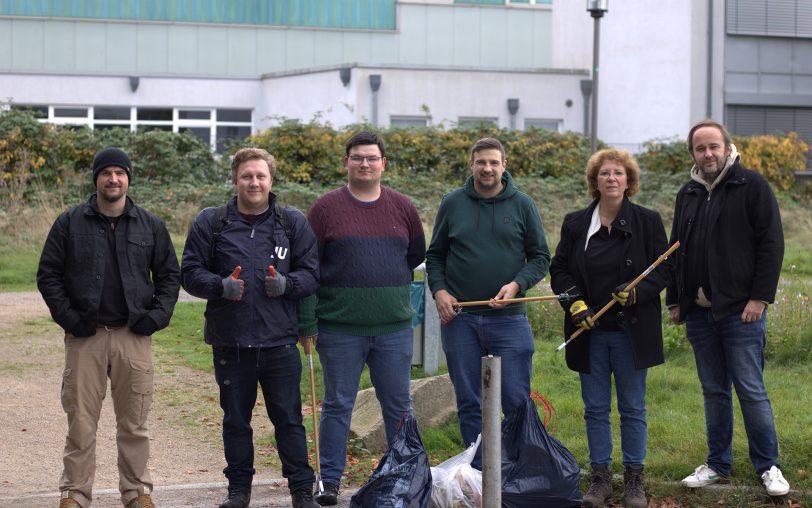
[209,203,294,266]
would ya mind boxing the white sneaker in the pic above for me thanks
[761,466,790,496]
[681,464,721,488]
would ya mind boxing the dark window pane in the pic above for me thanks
[217,109,252,123]
[54,107,88,118]
[138,125,173,132]
[94,107,130,120]
[179,110,211,120]
[11,105,47,118]
[180,126,212,145]
[137,108,172,121]
[216,125,251,152]
[94,124,130,131]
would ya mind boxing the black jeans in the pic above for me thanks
[213,345,314,492]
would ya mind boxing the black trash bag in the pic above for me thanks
[350,414,432,508]
[501,398,582,508]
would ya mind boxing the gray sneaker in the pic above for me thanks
[583,465,613,507]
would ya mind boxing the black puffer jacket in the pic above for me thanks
[37,195,180,333]
[550,197,671,374]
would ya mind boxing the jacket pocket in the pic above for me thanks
[127,358,154,423]
[127,235,155,268]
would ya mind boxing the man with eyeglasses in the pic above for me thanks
[426,137,551,469]
[298,131,425,505]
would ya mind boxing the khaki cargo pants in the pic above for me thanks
[59,326,154,508]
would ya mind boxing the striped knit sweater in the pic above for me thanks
[298,185,426,337]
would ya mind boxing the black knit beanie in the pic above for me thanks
[92,148,132,183]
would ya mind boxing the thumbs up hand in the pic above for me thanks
[264,264,287,298]
[221,266,244,301]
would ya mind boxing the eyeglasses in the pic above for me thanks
[348,155,383,164]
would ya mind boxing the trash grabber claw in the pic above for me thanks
[556,241,680,351]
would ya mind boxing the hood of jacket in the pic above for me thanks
[461,170,520,233]
[690,143,740,192]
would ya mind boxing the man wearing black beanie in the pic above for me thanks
[37,147,180,508]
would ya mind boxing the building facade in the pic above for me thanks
[0,0,809,159]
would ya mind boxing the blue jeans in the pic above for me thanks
[579,330,648,468]
[685,309,779,476]
[316,328,413,485]
[213,345,314,492]
[441,312,534,469]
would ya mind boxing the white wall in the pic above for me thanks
[0,73,260,109]
[259,69,357,129]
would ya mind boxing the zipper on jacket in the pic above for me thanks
[250,227,255,239]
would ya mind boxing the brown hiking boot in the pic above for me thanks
[583,465,613,507]
[59,497,80,508]
[623,466,647,508]
[59,491,80,508]
[126,494,155,508]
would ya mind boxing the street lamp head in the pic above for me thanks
[587,0,608,18]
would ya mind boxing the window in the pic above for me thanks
[390,116,429,129]
[726,0,812,38]
[179,110,211,120]
[216,126,251,152]
[524,118,561,132]
[217,109,251,123]
[53,107,88,118]
[457,117,499,129]
[137,108,173,121]
[180,126,213,146]
[94,107,131,120]
[14,104,252,152]
[10,104,48,118]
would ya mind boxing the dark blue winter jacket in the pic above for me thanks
[181,195,319,348]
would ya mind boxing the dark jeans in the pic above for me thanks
[213,345,314,492]
[441,312,535,469]
[685,309,780,476]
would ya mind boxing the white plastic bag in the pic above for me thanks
[429,435,482,508]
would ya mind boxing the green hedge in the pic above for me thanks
[2,109,808,218]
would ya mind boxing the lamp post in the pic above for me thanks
[587,0,608,154]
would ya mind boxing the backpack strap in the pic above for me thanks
[274,204,294,243]
[209,203,293,267]
[210,204,230,263]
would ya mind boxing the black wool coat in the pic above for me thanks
[550,197,672,374]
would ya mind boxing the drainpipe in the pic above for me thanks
[369,74,382,127]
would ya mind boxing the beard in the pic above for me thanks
[99,186,125,203]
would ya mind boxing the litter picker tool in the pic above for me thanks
[454,291,581,309]
[556,241,680,352]
[306,337,325,496]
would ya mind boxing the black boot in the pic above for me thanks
[292,486,320,508]
[219,488,251,508]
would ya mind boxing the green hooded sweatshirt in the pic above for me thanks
[426,170,551,315]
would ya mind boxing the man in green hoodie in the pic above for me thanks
[426,137,551,469]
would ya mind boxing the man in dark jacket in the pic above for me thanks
[666,120,789,497]
[426,137,551,469]
[37,147,180,508]
[181,148,320,508]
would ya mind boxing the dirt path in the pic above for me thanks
[0,291,292,507]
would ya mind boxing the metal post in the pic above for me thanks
[481,355,502,507]
[423,272,441,375]
[590,15,601,154]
